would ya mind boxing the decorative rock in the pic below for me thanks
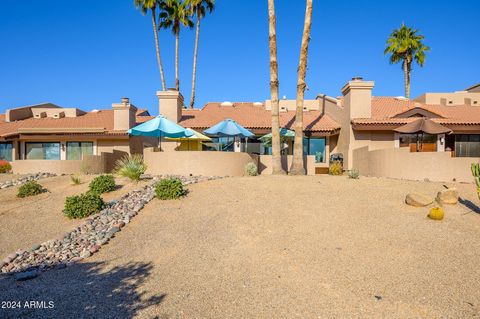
[405,193,433,207]
[436,188,458,205]
[0,175,221,276]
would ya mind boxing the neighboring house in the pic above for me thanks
[0,98,155,173]
[1,78,479,181]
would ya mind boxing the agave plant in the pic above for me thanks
[115,154,147,182]
[471,163,480,201]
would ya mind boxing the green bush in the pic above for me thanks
[63,192,104,219]
[348,168,360,179]
[115,154,147,182]
[17,180,44,198]
[89,174,116,194]
[329,160,343,176]
[0,160,12,173]
[244,162,258,176]
[471,163,480,201]
[155,178,185,200]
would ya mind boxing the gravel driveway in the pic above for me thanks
[1,175,479,318]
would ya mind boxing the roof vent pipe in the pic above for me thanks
[352,76,363,81]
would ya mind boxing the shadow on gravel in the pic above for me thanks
[459,197,480,214]
[0,261,165,319]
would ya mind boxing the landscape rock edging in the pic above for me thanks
[0,175,221,278]
[0,172,57,189]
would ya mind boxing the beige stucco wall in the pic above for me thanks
[258,155,325,175]
[352,146,479,183]
[11,155,105,175]
[144,149,257,176]
[415,92,480,105]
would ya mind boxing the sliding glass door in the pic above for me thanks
[25,142,60,160]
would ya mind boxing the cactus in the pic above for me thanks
[428,207,444,220]
[471,163,480,201]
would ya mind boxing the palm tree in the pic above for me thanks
[289,0,313,175]
[187,0,215,109]
[384,23,430,99]
[134,0,167,91]
[159,0,194,91]
[268,0,286,175]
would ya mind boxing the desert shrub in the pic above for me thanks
[88,174,116,194]
[17,180,44,198]
[155,178,185,200]
[471,163,480,201]
[348,168,360,179]
[428,207,444,221]
[64,192,104,219]
[244,162,258,176]
[329,160,343,176]
[0,160,12,173]
[115,154,147,182]
[70,175,82,185]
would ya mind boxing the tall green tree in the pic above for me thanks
[384,23,430,99]
[187,0,215,109]
[134,0,167,91]
[268,0,285,175]
[159,0,194,91]
[290,0,313,175]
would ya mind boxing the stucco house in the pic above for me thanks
[1,78,479,181]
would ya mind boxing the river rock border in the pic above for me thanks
[0,175,221,279]
[0,172,57,189]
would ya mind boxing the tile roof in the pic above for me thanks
[0,110,152,138]
[179,102,341,133]
[353,97,480,126]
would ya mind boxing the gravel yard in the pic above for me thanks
[0,175,148,258]
[1,175,480,318]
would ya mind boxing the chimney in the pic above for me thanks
[156,90,184,123]
[341,77,374,119]
[112,97,137,131]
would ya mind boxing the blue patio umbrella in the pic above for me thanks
[128,115,192,150]
[203,119,254,138]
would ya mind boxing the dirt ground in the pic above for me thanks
[0,174,29,183]
[0,175,149,258]
[1,175,480,318]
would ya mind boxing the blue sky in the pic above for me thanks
[0,1,478,115]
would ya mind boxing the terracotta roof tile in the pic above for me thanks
[353,97,480,125]
[179,102,340,132]
[0,110,151,138]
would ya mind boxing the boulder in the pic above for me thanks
[436,188,458,205]
[406,193,433,207]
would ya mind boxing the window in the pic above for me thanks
[0,142,13,161]
[303,137,326,162]
[25,142,60,160]
[455,135,480,157]
[66,142,94,160]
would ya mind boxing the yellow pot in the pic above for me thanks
[428,207,444,221]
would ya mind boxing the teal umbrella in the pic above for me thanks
[259,128,295,147]
[204,119,254,138]
[128,115,192,150]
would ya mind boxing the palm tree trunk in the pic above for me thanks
[290,0,313,175]
[189,11,201,109]
[151,9,166,91]
[403,58,410,98]
[175,31,180,91]
[268,0,286,175]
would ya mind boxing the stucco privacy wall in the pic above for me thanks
[144,148,257,176]
[258,155,323,175]
[352,147,480,183]
[11,156,104,175]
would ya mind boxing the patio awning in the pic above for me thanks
[394,118,452,135]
